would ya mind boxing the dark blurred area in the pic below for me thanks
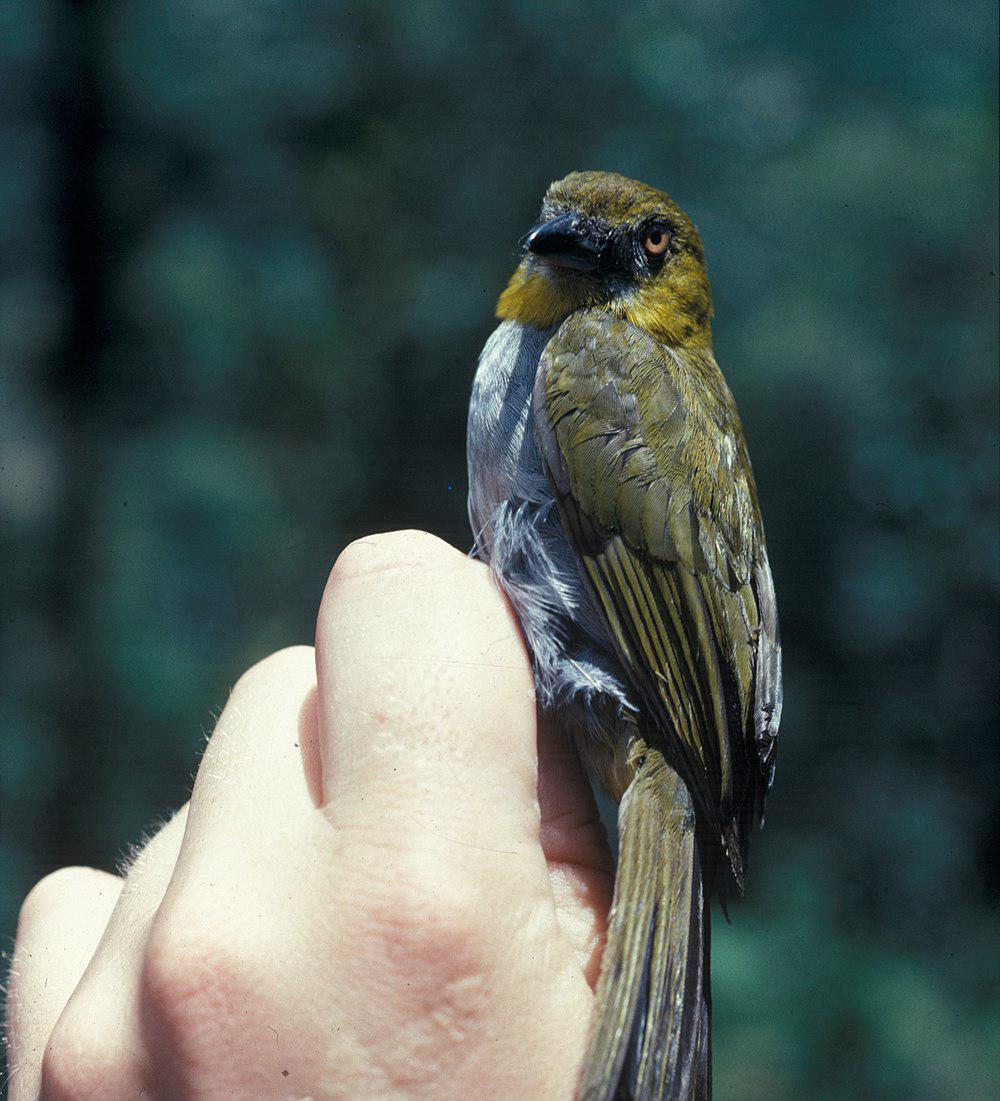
[2,1,998,1097]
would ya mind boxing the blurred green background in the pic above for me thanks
[2,1,998,1097]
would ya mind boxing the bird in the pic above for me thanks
[467,171,782,1100]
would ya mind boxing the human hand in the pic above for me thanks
[6,531,612,1100]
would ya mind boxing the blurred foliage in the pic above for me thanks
[2,1,998,1097]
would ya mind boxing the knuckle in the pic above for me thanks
[42,1011,128,1100]
[329,530,460,585]
[353,849,491,996]
[17,867,107,937]
[140,907,258,1043]
[540,806,615,876]
[230,645,314,699]
[321,530,497,645]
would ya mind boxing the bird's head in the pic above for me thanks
[497,171,713,347]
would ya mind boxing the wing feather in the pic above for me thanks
[534,309,781,879]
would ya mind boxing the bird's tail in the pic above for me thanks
[578,746,711,1101]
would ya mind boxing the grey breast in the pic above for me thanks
[466,319,633,716]
[467,319,555,541]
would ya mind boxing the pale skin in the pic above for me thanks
[5,530,614,1100]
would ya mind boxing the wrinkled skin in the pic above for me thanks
[6,532,613,1101]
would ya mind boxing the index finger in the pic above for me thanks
[315,530,539,857]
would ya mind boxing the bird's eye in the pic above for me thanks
[643,225,671,257]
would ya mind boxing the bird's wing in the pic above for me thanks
[533,310,781,881]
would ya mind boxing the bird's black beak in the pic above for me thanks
[525,213,604,273]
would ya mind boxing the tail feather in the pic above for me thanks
[578,749,711,1101]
